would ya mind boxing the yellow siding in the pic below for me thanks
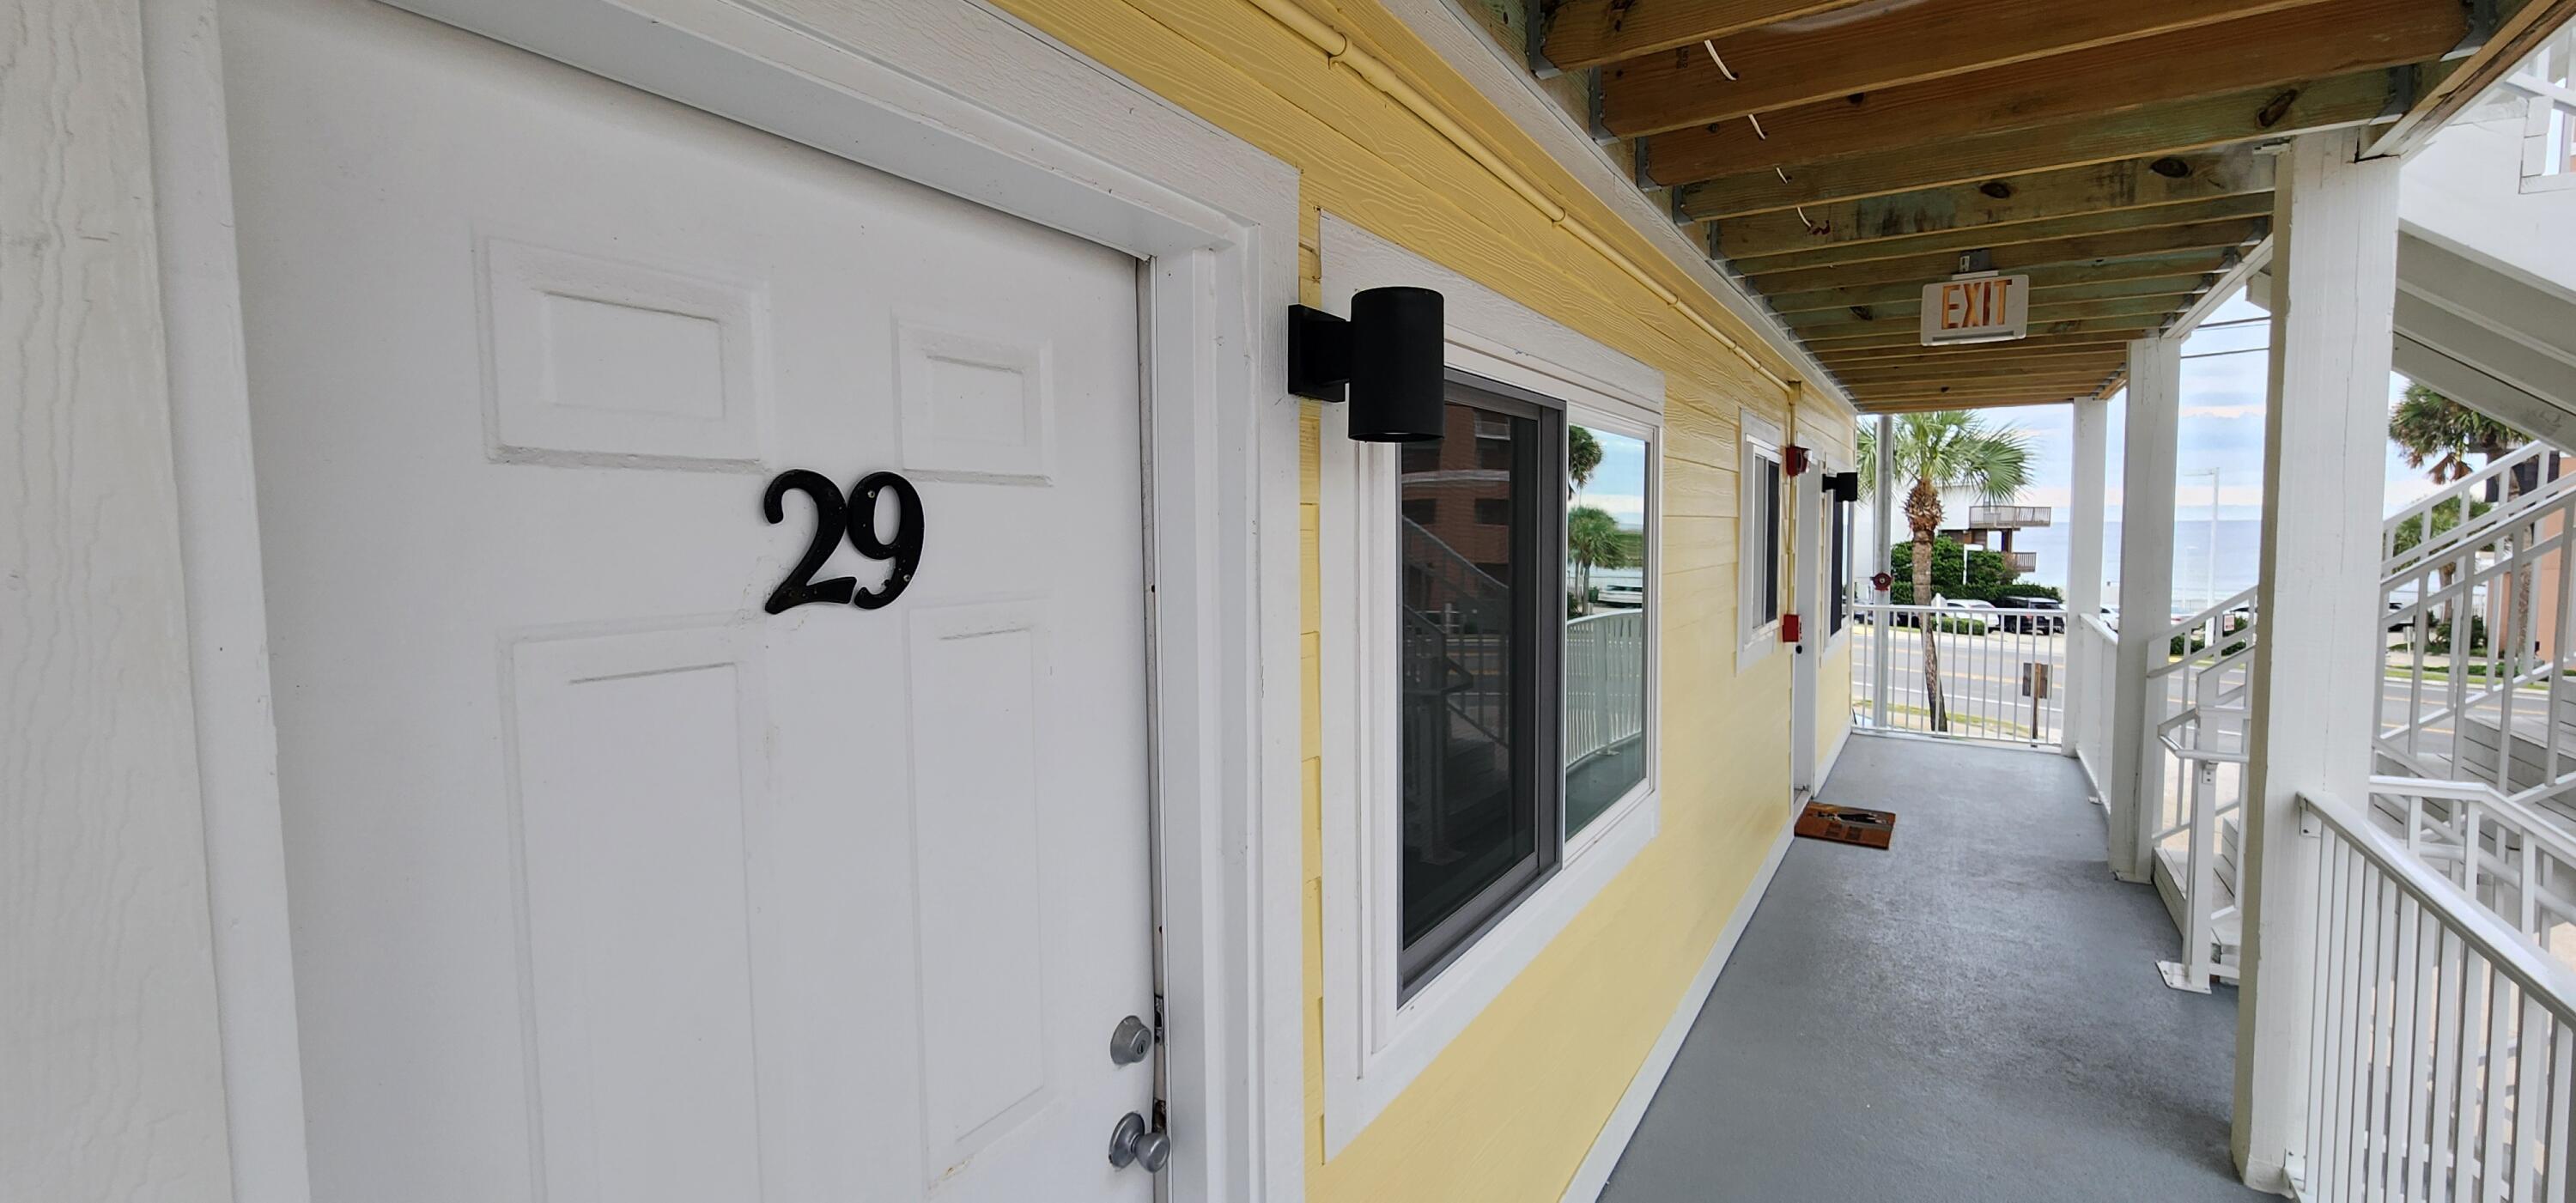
[974,0,1851,1196]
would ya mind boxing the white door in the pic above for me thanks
[222,3,1159,1200]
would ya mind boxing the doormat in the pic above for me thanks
[1795,801,1896,850]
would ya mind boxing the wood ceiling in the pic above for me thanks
[1524,0,2576,411]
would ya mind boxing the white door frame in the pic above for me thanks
[1789,454,1821,798]
[140,3,1305,1200]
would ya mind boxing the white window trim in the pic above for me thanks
[1816,446,1854,659]
[1316,216,1662,1154]
[1738,410,1786,669]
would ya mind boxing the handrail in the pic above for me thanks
[2379,440,2554,544]
[2380,483,2576,593]
[2079,614,2117,641]
[2302,789,2576,1019]
[2160,585,2259,643]
[2369,773,2576,867]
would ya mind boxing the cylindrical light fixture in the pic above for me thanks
[1285,286,1447,443]
[1346,287,1443,441]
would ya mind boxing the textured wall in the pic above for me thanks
[2,2,238,1198]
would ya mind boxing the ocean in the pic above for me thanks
[1852,516,2268,613]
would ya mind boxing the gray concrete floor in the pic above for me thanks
[1601,735,2267,1203]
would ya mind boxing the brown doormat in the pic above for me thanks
[1795,801,1896,849]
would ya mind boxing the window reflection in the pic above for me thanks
[1400,400,1539,951]
[1566,425,1648,833]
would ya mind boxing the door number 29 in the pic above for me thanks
[762,469,925,615]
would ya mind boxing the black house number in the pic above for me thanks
[762,469,924,614]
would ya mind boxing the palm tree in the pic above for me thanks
[1858,411,2033,732]
[2388,386,2530,663]
[1568,505,1629,614]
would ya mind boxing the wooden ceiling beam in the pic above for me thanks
[1741,216,2264,295]
[1593,0,2332,131]
[2370,0,2576,155]
[1818,349,2137,376]
[1782,290,2196,330]
[1699,149,2274,252]
[1850,376,2119,401]
[1538,0,1868,74]
[1766,258,2227,314]
[1844,353,2123,381]
[1836,362,2128,389]
[1730,194,2270,276]
[1811,313,2166,351]
[1626,0,2459,159]
[1788,295,2190,341]
[1814,329,2148,361]
[1857,394,2101,413]
[1668,70,2394,217]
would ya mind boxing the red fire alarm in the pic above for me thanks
[1871,571,1894,593]
[1782,612,1803,644]
[1783,445,1811,476]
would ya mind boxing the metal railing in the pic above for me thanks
[1565,610,1645,768]
[2292,788,2576,1201]
[1965,505,2052,528]
[2367,776,2576,963]
[1849,602,2064,745]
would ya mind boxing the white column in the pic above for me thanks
[2109,335,2181,882]
[1871,412,1894,728]
[4,1,240,1199]
[2061,397,2110,756]
[2232,129,2400,1193]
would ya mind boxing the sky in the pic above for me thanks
[1994,291,2432,524]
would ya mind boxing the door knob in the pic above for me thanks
[1109,1014,1154,1065]
[1107,1111,1172,1171]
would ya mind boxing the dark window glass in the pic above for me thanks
[1759,457,1782,622]
[1403,498,1438,525]
[1400,385,1561,989]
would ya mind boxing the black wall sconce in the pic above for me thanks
[1288,287,1445,442]
[1826,471,1862,502]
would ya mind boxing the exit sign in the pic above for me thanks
[1919,273,2030,345]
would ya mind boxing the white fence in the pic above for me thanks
[2294,789,2576,1201]
[1850,602,2065,745]
[2071,614,2119,788]
[1565,610,1645,767]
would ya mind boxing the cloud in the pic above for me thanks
[2181,404,2264,420]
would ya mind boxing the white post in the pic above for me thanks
[1791,384,1820,793]
[2232,129,2400,1194]
[1872,413,1894,729]
[3,2,241,1198]
[2062,397,2110,756]
[2110,334,2182,883]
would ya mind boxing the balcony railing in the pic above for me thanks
[1849,602,2063,745]
[1965,504,2052,528]
[1565,610,1645,768]
[2293,788,2576,1201]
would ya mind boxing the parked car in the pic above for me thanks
[1990,596,2066,635]
[1595,582,1645,608]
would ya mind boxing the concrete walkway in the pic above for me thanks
[1601,736,2265,1203]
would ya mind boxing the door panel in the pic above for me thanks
[220,2,1157,1200]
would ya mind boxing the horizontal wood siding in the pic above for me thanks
[975,0,1834,1196]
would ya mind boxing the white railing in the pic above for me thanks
[2072,614,2120,793]
[1849,602,2064,745]
[2504,19,2576,187]
[1565,610,1645,767]
[2293,789,2576,1201]
[2377,443,2576,829]
[2137,589,2260,989]
[2367,776,2576,963]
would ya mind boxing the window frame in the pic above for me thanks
[1739,410,1788,667]
[1315,213,1665,1157]
[1392,374,1566,994]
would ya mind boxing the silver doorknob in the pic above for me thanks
[1109,1015,1154,1065]
[1107,1111,1172,1171]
